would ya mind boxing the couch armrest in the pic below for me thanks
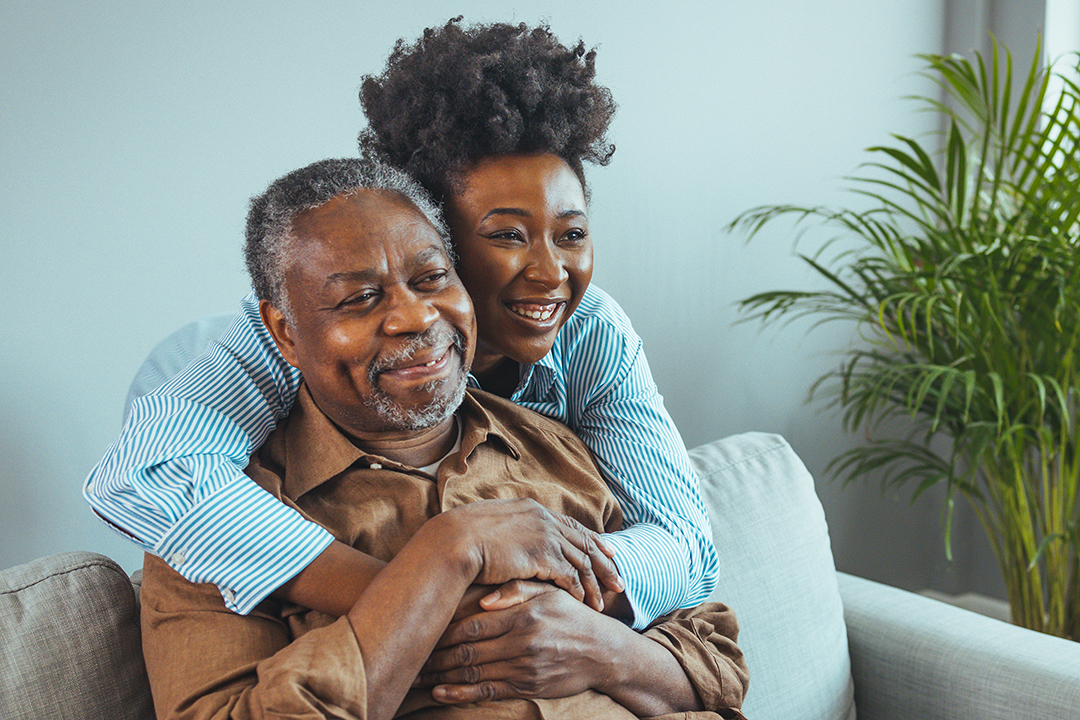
[837,572,1080,720]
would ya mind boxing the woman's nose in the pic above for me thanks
[522,242,568,288]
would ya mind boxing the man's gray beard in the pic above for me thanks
[364,328,469,431]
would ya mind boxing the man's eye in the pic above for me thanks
[417,270,449,287]
[340,291,378,307]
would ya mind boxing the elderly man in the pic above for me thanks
[140,158,747,720]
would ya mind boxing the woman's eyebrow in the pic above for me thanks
[480,207,587,221]
[480,207,529,221]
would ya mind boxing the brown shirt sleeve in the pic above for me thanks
[641,602,749,720]
[140,554,371,720]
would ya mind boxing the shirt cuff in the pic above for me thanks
[602,523,692,630]
[155,477,334,614]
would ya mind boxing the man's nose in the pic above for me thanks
[381,290,440,335]
[522,241,568,289]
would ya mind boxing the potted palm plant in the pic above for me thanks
[731,39,1080,639]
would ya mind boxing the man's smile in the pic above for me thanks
[380,346,453,379]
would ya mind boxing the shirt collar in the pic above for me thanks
[280,385,521,501]
[280,386,367,501]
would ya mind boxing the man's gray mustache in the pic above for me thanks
[367,327,468,381]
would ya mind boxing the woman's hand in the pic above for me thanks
[416,581,620,703]
[444,498,623,612]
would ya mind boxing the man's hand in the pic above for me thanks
[444,499,623,612]
[415,581,622,704]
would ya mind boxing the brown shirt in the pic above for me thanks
[141,386,747,720]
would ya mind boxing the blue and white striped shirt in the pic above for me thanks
[84,285,718,628]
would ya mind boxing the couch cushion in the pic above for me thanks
[0,551,154,720]
[691,432,855,720]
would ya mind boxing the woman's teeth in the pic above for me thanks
[512,305,556,320]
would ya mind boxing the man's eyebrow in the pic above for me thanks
[323,247,449,285]
[411,246,450,265]
[324,269,378,285]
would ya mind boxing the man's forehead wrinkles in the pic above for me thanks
[324,268,379,285]
[321,243,448,286]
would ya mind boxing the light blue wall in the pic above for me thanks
[4,0,1012,598]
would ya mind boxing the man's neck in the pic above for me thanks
[347,414,459,469]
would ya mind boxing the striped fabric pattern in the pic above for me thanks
[507,286,719,627]
[84,286,718,626]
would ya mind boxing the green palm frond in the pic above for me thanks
[730,38,1080,639]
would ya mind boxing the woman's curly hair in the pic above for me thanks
[359,18,616,202]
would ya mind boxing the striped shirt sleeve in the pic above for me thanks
[556,289,720,629]
[82,292,334,613]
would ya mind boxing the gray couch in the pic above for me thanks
[3,432,1080,720]
[3,314,1079,719]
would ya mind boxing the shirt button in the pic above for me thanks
[169,551,187,566]
[369,463,383,470]
[221,588,236,604]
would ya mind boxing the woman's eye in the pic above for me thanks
[560,229,588,244]
[489,229,524,242]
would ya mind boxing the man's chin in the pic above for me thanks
[368,373,468,432]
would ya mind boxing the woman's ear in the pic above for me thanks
[259,299,302,370]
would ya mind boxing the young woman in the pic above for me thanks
[84,19,717,632]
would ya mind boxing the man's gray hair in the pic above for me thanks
[244,158,451,320]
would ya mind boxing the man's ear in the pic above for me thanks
[259,299,302,370]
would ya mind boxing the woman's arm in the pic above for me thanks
[84,292,336,613]
[526,286,720,628]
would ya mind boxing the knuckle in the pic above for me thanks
[519,497,541,513]
[462,664,483,684]
[511,675,542,696]
[580,533,596,553]
[477,681,499,701]
[455,642,478,666]
[521,603,544,626]
[459,618,485,642]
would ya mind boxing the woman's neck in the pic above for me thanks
[472,355,521,399]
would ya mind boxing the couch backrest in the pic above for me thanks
[0,551,154,720]
[690,432,856,720]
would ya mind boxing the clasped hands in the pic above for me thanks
[417,498,629,705]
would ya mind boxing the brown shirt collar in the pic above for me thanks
[278,385,522,502]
